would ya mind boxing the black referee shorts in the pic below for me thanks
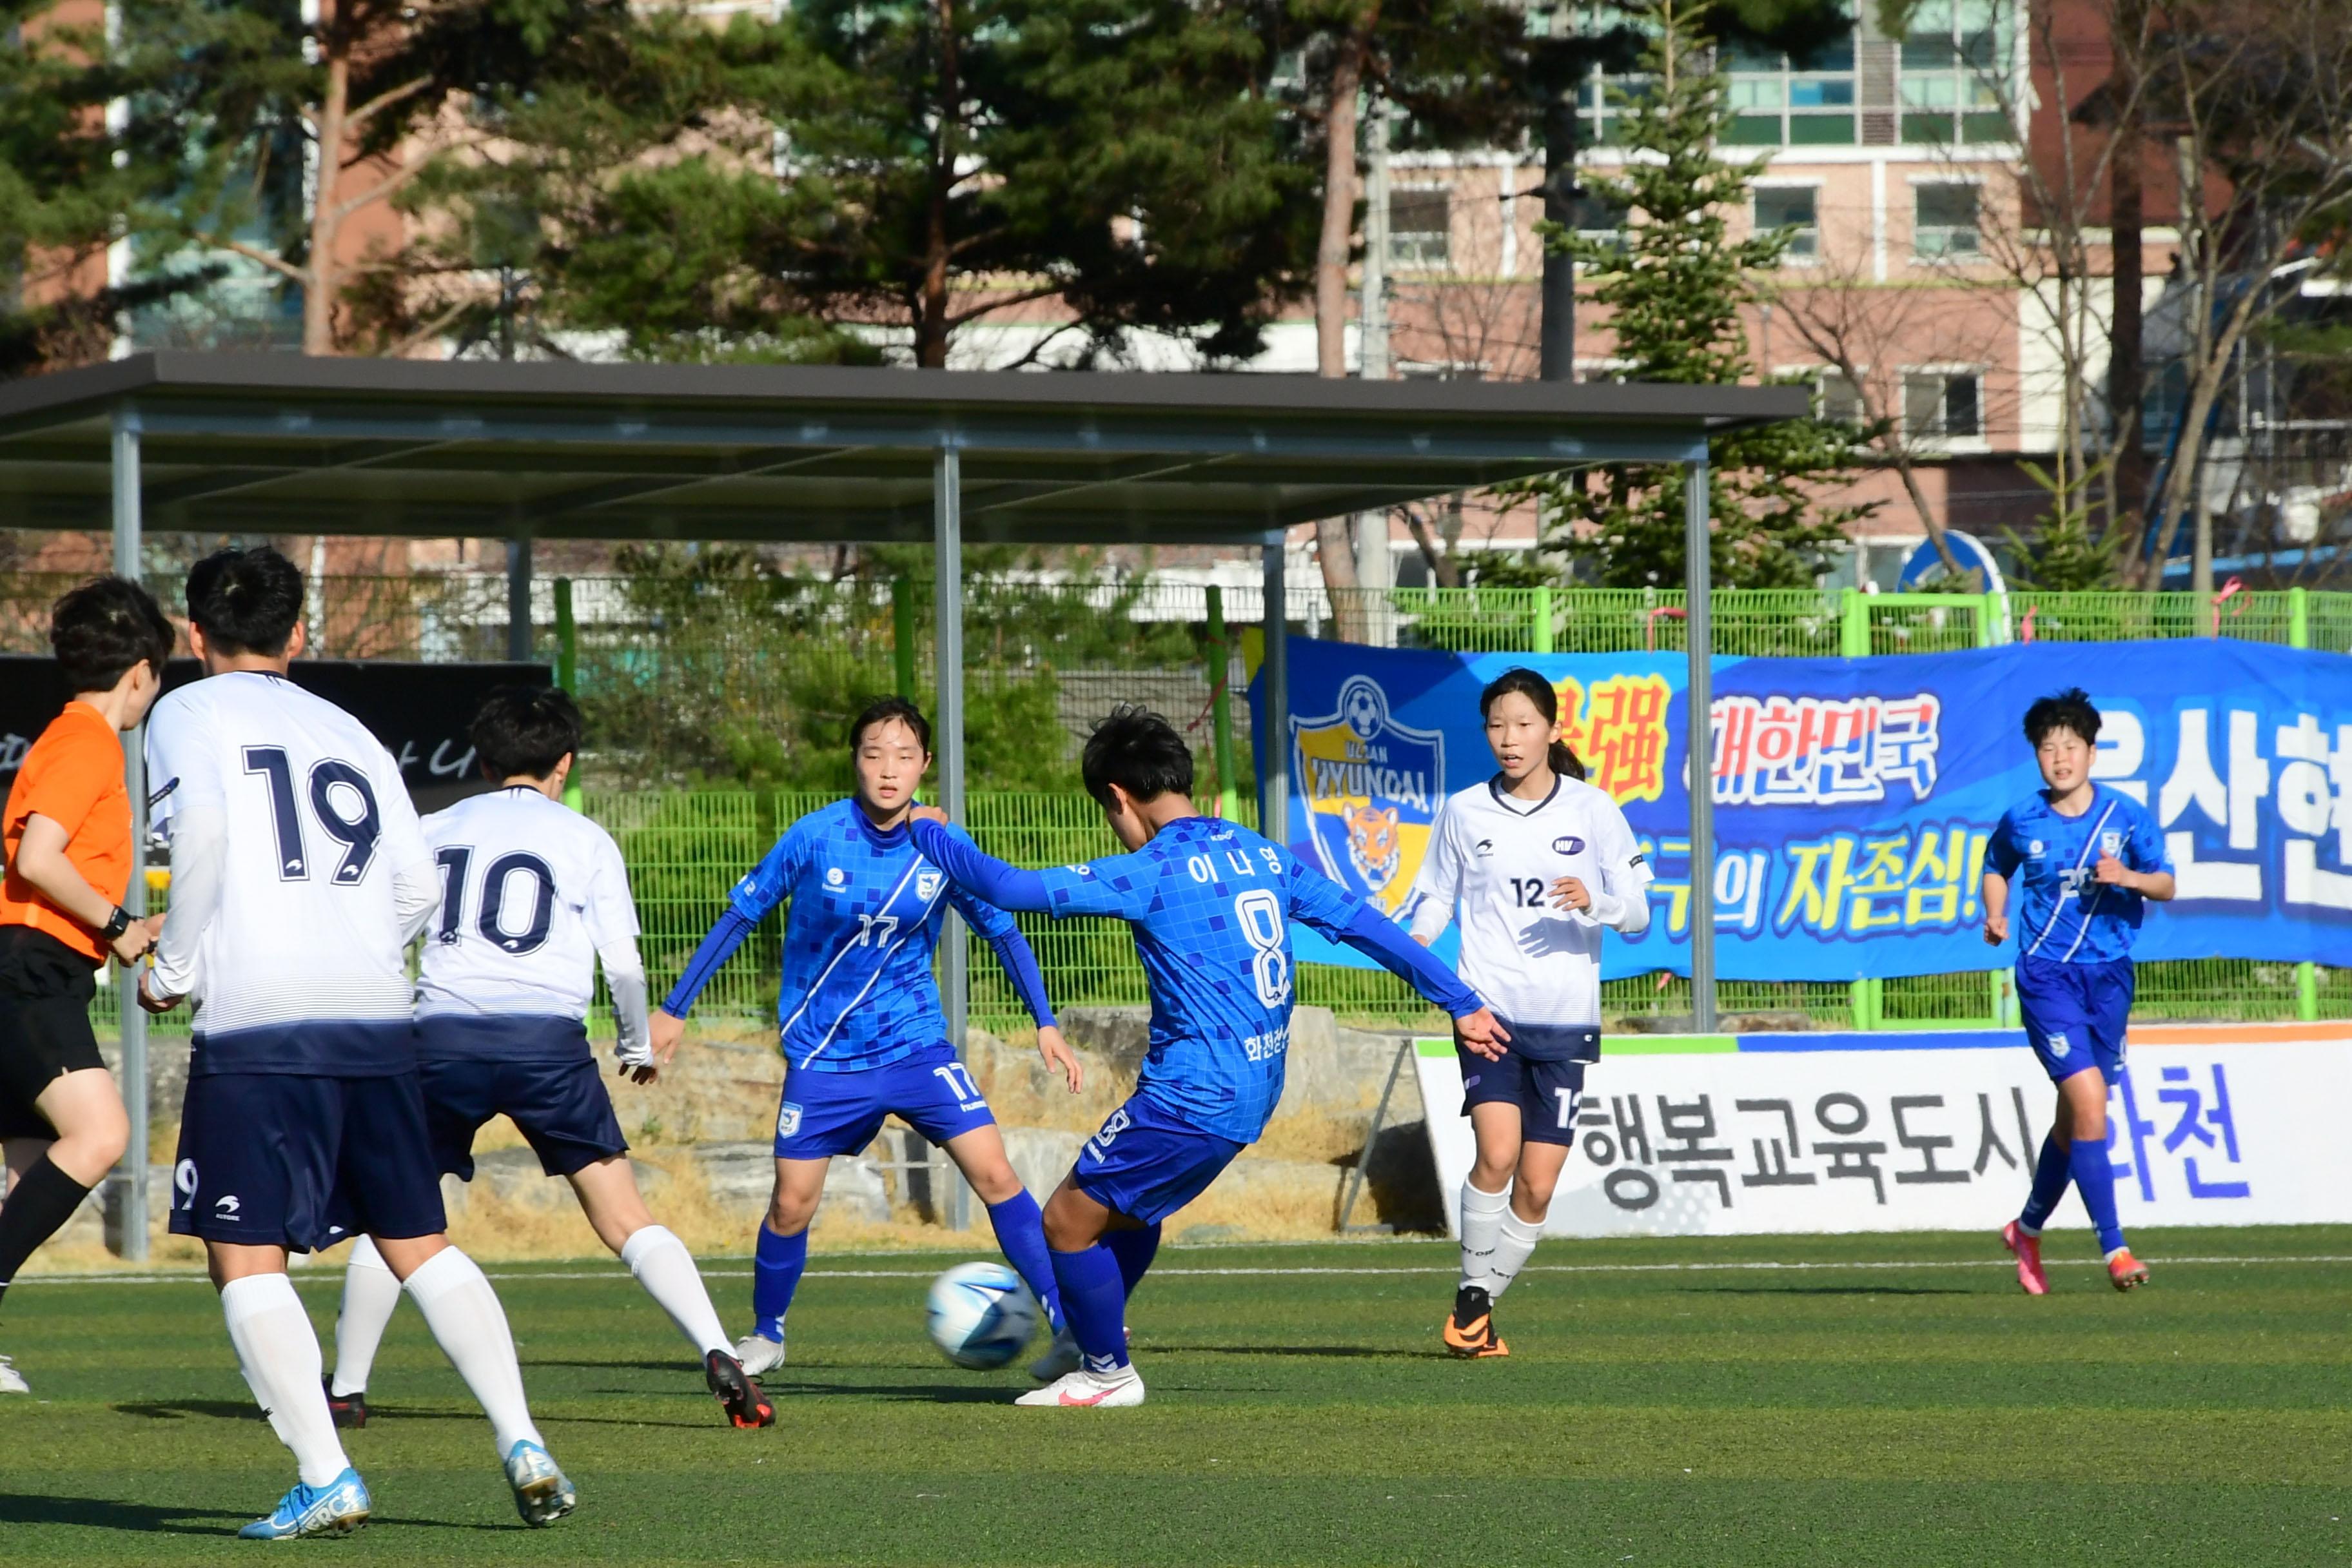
[0,926,107,1140]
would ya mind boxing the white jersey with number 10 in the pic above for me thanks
[416,786,642,1026]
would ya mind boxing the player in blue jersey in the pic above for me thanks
[1983,687,2175,1295]
[910,705,1506,1407]
[648,698,1079,1380]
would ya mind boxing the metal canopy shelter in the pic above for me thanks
[0,351,1804,1249]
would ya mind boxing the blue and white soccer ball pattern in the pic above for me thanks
[926,1261,1041,1370]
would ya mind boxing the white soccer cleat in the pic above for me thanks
[733,1332,787,1378]
[1028,1324,1130,1381]
[1015,1364,1145,1407]
[0,1355,28,1395]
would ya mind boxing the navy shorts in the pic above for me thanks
[775,1043,995,1161]
[1071,1094,1246,1226]
[170,1072,447,1253]
[418,1056,627,1181]
[1458,1043,1591,1146]
[2017,954,2133,1086]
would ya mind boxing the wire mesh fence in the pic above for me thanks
[15,565,2349,1035]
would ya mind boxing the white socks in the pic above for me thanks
[221,1273,349,1488]
[1489,1208,1546,1300]
[331,1235,404,1398]
[620,1224,730,1358]
[403,1245,543,1458]
[1458,1181,1510,1291]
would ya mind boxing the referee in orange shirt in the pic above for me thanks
[0,576,172,1392]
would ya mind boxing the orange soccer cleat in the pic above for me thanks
[1442,1285,1511,1358]
[2106,1249,2150,1291]
[2001,1220,2049,1296]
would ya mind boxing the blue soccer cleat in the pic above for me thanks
[237,1467,371,1540]
[503,1440,576,1527]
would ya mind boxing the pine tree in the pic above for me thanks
[457,0,1319,369]
[1534,0,1870,589]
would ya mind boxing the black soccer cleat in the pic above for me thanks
[705,1349,776,1429]
[1442,1284,1509,1359]
[322,1376,369,1429]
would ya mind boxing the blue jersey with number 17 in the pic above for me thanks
[1036,816,1368,1144]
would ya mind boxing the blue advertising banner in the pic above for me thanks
[1251,639,2352,981]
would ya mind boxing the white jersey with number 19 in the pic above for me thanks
[145,671,436,1076]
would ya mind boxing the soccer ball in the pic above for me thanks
[925,1262,1040,1370]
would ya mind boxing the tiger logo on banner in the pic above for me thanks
[1290,675,1444,914]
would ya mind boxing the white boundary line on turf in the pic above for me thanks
[18,1255,2352,1286]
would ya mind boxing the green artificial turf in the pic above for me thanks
[2,1228,2348,1566]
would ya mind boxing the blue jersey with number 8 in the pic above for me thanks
[1036,816,1367,1143]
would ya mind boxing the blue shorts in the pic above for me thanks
[418,1056,627,1181]
[774,1043,995,1161]
[1458,1044,1589,1146]
[2017,954,2133,1086]
[1072,1094,1246,1226]
[170,1072,447,1253]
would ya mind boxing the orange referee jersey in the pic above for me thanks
[0,702,130,964]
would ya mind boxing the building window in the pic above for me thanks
[1905,371,1981,438]
[1913,182,1980,258]
[1754,186,1819,260]
[1899,0,2010,144]
[1819,370,1867,426]
[1388,187,1451,269]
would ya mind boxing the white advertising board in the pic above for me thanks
[1414,1028,2352,1239]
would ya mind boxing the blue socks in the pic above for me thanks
[1104,1221,1161,1300]
[1048,1245,1130,1370]
[985,1191,1064,1332]
[2017,1134,2073,1234]
[2068,1137,2126,1254]
[751,1224,807,1343]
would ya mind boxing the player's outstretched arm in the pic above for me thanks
[652,906,758,1060]
[907,810,1051,913]
[1313,897,1510,1059]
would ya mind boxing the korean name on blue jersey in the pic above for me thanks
[914,813,1480,1146]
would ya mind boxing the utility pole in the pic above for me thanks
[1357,97,1396,643]
[1539,85,1578,382]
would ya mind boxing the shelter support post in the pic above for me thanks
[1259,534,1289,841]
[506,536,534,663]
[2289,600,2317,1018]
[1206,585,1240,819]
[934,446,970,1230]
[111,408,149,1261]
[1683,458,1717,1035]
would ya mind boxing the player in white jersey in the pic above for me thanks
[140,549,574,1539]
[1407,667,1653,1358]
[323,686,773,1431]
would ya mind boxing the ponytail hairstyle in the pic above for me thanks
[1478,667,1585,781]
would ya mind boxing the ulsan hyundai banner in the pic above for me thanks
[1251,639,2352,979]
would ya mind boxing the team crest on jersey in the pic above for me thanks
[825,867,847,888]
[2101,831,2122,856]
[1291,675,1442,914]
[917,870,943,901]
[1552,835,1585,855]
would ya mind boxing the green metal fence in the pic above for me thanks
[18,569,2350,1035]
